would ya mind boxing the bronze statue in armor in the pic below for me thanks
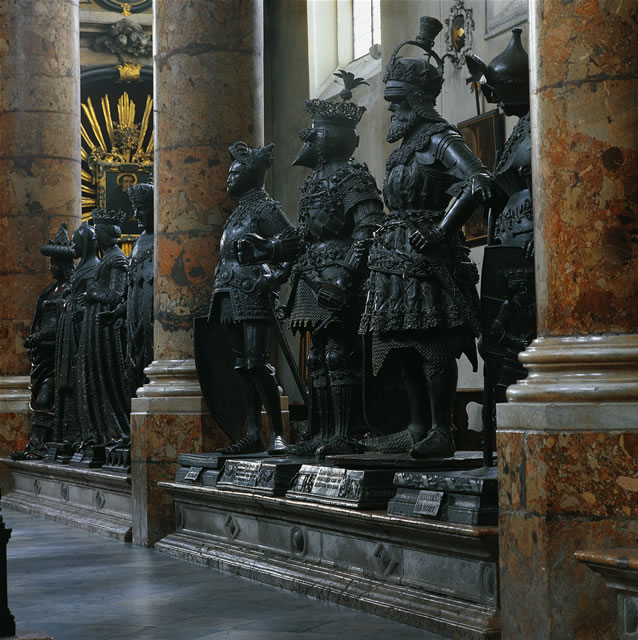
[359,17,493,458]
[206,141,295,455]
[466,29,536,403]
[285,74,384,456]
[239,74,384,457]
[11,224,75,460]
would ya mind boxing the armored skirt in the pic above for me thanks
[360,210,479,379]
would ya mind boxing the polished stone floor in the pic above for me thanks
[4,509,449,640]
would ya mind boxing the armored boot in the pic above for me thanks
[218,373,266,455]
[358,355,430,453]
[315,375,358,458]
[410,360,457,459]
[287,370,331,456]
[252,363,287,455]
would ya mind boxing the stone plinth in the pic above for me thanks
[157,482,500,639]
[576,549,638,640]
[2,459,132,541]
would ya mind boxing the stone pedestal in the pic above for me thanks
[497,2,638,638]
[0,0,81,460]
[130,0,266,547]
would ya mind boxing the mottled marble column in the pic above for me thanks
[0,0,81,466]
[130,0,264,546]
[497,2,638,638]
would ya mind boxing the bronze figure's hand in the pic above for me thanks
[409,225,446,252]
[236,233,274,265]
[471,172,493,203]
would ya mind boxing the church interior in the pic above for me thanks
[0,0,636,638]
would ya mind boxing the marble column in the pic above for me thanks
[0,0,81,469]
[497,2,638,638]
[130,0,265,547]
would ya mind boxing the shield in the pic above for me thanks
[193,316,247,443]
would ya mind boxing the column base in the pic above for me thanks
[497,397,638,639]
[130,359,219,547]
[0,376,31,493]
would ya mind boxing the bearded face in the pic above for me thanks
[386,97,420,143]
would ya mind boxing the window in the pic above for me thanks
[352,0,381,60]
[307,0,381,98]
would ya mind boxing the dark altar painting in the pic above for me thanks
[101,166,152,235]
[457,109,504,245]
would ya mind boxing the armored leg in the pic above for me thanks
[216,322,266,455]
[315,332,359,457]
[410,359,457,459]
[286,334,329,456]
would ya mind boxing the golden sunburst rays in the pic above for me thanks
[80,92,154,221]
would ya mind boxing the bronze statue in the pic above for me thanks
[74,209,130,460]
[11,224,75,460]
[275,73,384,457]
[52,222,100,451]
[466,28,535,397]
[125,182,154,395]
[359,17,493,459]
[466,29,536,463]
[197,142,295,455]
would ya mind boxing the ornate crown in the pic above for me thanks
[40,222,75,259]
[92,207,127,226]
[304,69,368,127]
[384,16,444,100]
[128,182,154,206]
[229,141,275,171]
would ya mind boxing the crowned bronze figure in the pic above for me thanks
[125,182,154,395]
[11,224,75,460]
[282,74,384,457]
[74,209,130,462]
[51,222,100,452]
[359,17,493,459]
[196,142,296,455]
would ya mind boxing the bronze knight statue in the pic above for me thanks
[242,74,384,457]
[359,17,493,459]
[466,28,536,400]
[196,141,296,455]
[11,224,75,460]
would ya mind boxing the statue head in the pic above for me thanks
[72,221,98,262]
[128,182,154,233]
[293,71,367,169]
[466,29,529,117]
[92,208,125,249]
[40,223,75,284]
[227,141,275,197]
[383,16,446,142]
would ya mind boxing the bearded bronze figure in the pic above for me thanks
[359,17,493,459]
